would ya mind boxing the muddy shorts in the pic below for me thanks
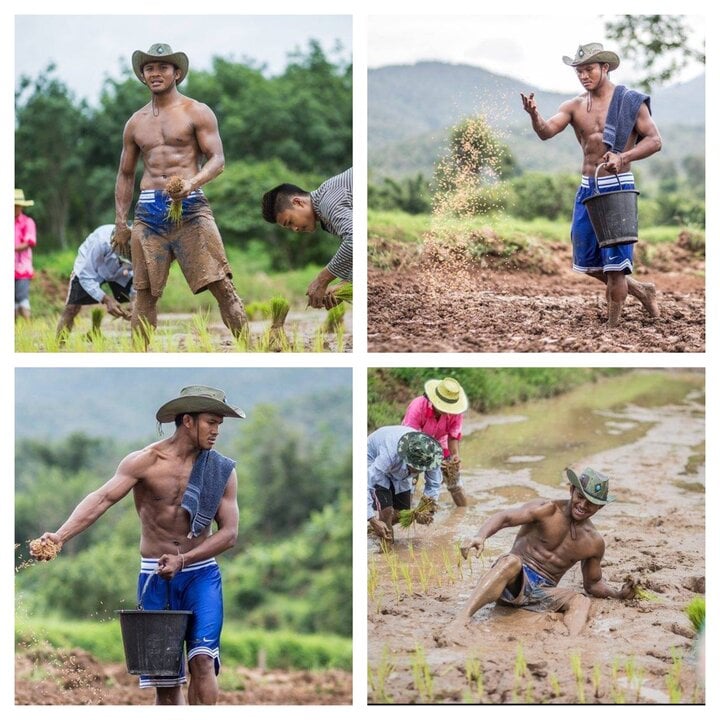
[571,173,635,275]
[496,555,577,613]
[131,190,232,297]
[372,485,412,512]
[137,557,223,689]
[15,278,31,308]
[65,275,133,306]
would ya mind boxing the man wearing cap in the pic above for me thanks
[441,466,636,643]
[15,188,37,320]
[113,43,247,345]
[367,426,444,541]
[32,386,243,705]
[261,168,353,309]
[402,377,469,507]
[56,224,135,340]
[520,43,662,327]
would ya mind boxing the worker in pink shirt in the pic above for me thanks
[15,189,37,320]
[402,377,469,506]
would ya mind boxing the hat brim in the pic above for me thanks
[424,379,468,414]
[132,50,189,85]
[15,200,34,207]
[156,396,245,423]
[563,53,619,72]
[565,468,614,505]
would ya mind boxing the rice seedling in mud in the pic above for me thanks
[591,663,603,700]
[464,655,485,703]
[400,563,414,595]
[368,558,379,609]
[685,596,705,632]
[440,546,457,584]
[665,648,684,703]
[330,281,353,304]
[610,658,626,704]
[191,310,216,352]
[164,176,185,224]
[267,296,291,352]
[397,496,439,528]
[570,651,586,704]
[548,672,562,700]
[323,303,345,333]
[411,645,434,703]
[368,647,395,703]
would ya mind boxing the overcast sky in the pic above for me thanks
[368,14,705,93]
[15,14,352,105]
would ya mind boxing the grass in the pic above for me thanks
[15,616,351,671]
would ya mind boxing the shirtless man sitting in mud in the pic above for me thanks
[32,386,242,705]
[441,467,635,644]
[521,43,661,327]
[114,44,247,344]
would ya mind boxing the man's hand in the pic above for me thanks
[166,178,195,201]
[368,517,392,540]
[306,275,332,309]
[520,92,538,116]
[102,295,130,319]
[619,577,638,600]
[461,536,485,560]
[322,285,343,310]
[601,151,627,174]
[111,224,132,260]
[29,533,63,560]
[157,553,184,580]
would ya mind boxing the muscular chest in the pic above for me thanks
[134,114,196,153]
[575,101,609,139]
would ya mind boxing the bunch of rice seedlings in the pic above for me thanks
[331,281,353,304]
[165,176,185,224]
[685,596,705,632]
[397,496,439,528]
[324,303,346,332]
[245,301,270,321]
[268,296,290,352]
[28,537,60,561]
[633,585,661,602]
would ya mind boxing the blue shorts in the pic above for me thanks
[137,557,223,689]
[495,555,576,613]
[571,173,635,275]
[134,189,209,237]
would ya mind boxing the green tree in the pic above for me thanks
[604,15,705,91]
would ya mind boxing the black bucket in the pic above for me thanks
[116,571,192,676]
[117,609,192,675]
[582,165,639,248]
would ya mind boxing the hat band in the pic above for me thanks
[435,389,459,404]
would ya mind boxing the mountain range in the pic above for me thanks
[369,61,705,179]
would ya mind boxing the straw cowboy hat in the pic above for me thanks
[14,189,34,207]
[563,43,620,72]
[565,467,616,505]
[397,432,444,472]
[156,385,245,423]
[132,43,189,85]
[424,377,469,415]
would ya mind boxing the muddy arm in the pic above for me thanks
[582,543,635,599]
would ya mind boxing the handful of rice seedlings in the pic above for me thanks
[165,176,185,224]
[29,537,61,562]
[324,303,346,332]
[685,596,705,632]
[268,296,290,351]
[331,282,353,304]
[398,496,439,528]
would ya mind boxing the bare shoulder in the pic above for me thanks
[561,95,583,116]
[583,520,606,553]
[118,441,166,474]
[186,97,218,122]
[526,498,561,519]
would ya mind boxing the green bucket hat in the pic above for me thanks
[397,432,443,472]
[563,43,620,72]
[156,385,245,423]
[565,467,615,505]
[132,43,189,85]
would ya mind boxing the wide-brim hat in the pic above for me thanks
[132,43,189,85]
[425,377,468,414]
[397,431,443,472]
[563,43,620,72]
[15,188,34,207]
[565,467,615,505]
[156,385,245,423]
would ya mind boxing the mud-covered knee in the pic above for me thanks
[498,554,523,576]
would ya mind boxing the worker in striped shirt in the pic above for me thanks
[262,168,352,309]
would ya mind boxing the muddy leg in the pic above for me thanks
[56,304,82,339]
[378,506,396,543]
[131,288,158,347]
[207,277,248,340]
[439,554,522,646]
[155,686,186,705]
[561,593,592,637]
[449,485,468,507]
[626,277,660,318]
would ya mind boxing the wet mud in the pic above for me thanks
[368,377,705,704]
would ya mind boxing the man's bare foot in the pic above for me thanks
[434,618,472,647]
[637,282,660,318]
[606,299,624,327]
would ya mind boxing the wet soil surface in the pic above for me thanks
[15,648,351,705]
[367,395,705,704]
[368,237,704,353]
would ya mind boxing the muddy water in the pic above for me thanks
[368,370,705,704]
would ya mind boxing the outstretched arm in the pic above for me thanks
[461,499,557,558]
[582,540,635,599]
[37,452,142,550]
[521,93,573,140]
